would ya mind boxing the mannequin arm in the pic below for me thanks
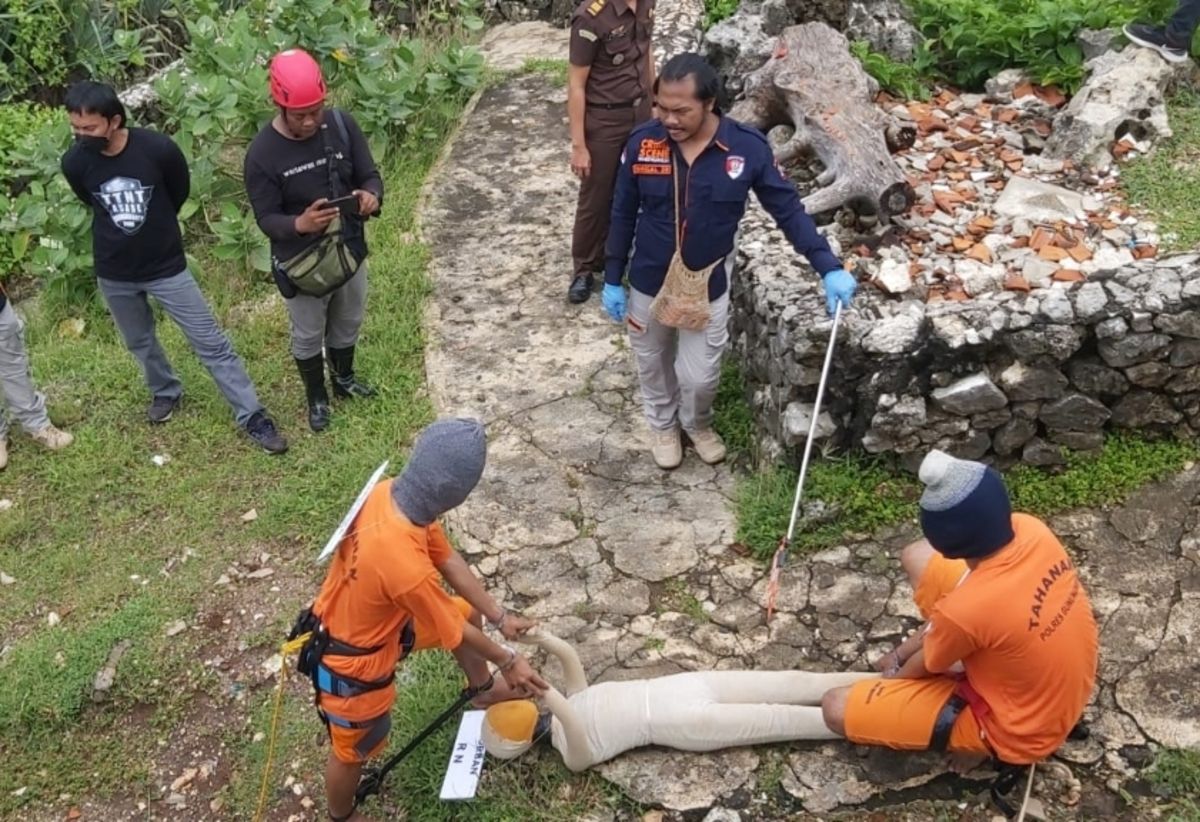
[542,687,594,772]
[520,631,589,695]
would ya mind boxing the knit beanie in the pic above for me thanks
[918,449,1015,560]
[481,699,539,760]
[391,418,487,526]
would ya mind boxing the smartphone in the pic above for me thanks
[325,194,360,216]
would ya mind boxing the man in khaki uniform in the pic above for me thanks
[566,0,656,304]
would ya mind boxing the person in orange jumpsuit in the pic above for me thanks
[821,450,1098,775]
[309,417,548,822]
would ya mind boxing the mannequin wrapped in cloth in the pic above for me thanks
[481,631,876,769]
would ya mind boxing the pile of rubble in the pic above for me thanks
[852,68,1170,302]
[729,43,1200,467]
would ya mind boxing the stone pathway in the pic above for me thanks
[416,15,1200,819]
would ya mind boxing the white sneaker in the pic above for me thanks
[0,437,7,470]
[30,425,73,451]
[687,428,727,464]
[650,427,683,469]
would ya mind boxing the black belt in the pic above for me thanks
[588,97,643,110]
[929,692,968,751]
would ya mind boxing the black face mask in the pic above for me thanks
[74,134,110,154]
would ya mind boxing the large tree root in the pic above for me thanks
[730,22,916,219]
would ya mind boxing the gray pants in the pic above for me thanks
[627,288,731,433]
[285,265,368,359]
[0,303,52,438]
[98,270,263,427]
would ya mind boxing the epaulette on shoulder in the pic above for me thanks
[586,0,606,16]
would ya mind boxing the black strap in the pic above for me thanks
[319,119,342,200]
[398,619,416,661]
[354,676,495,808]
[587,97,642,110]
[929,693,967,752]
[331,109,353,166]
[990,762,1030,818]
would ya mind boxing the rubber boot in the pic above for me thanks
[327,345,376,399]
[295,355,332,432]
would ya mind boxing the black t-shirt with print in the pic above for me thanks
[61,128,190,283]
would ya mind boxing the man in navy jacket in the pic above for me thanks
[603,53,856,469]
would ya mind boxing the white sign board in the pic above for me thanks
[439,710,486,801]
[317,460,389,562]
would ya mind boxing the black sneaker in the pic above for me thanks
[567,273,595,304]
[245,411,288,454]
[147,395,180,424]
[1123,23,1190,63]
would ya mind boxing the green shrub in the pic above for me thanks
[910,0,1176,92]
[0,0,484,306]
[0,101,55,184]
[0,0,196,102]
[850,40,936,101]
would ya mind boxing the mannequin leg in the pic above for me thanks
[654,703,842,751]
[700,670,877,705]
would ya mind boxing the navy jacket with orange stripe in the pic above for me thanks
[604,115,841,301]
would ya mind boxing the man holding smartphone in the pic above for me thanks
[244,49,384,433]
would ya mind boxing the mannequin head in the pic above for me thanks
[481,699,550,759]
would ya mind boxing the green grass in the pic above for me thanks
[660,578,709,622]
[1151,748,1200,821]
[0,93,460,816]
[1121,90,1200,251]
[1153,748,1200,798]
[520,58,569,86]
[224,652,619,821]
[713,357,758,462]
[735,428,1199,560]
[737,457,918,559]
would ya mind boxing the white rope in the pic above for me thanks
[1014,762,1036,822]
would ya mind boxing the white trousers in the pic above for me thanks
[627,288,730,433]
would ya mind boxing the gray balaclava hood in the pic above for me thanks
[391,417,487,526]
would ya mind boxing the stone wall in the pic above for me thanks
[729,215,1200,470]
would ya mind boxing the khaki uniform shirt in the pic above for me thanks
[568,0,656,106]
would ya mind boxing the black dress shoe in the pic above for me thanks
[567,273,594,304]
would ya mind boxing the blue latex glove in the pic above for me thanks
[822,268,857,317]
[602,283,627,323]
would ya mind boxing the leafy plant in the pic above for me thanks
[702,0,739,30]
[849,40,936,101]
[0,0,485,301]
[0,0,192,102]
[909,0,1176,92]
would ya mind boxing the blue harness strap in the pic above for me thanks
[314,664,395,699]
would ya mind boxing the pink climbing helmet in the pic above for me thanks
[269,48,326,109]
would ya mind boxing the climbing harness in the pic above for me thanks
[253,609,495,822]
[765,302,844,621]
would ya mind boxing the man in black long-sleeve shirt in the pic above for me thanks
[61,81,287,453]
[244,49,384,433]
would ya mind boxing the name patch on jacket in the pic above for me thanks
[637,138,670,164]
[632,163,671,176]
